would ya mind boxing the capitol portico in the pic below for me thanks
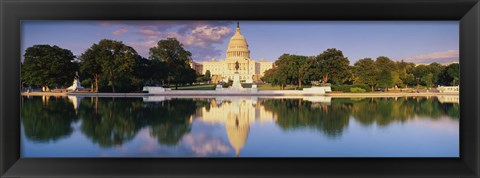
[190,22,274,83]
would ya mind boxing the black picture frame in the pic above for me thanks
[1,0,479,177]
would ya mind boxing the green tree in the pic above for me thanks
[131,57,156,90]
[353,58,377,91]
[150,60,168,85]
[205,70,211,83]
[374,56,397,90]
[427,62,445,86]
[261,68,289,90]
[100,40,141,92]
[438,63,459,86]
[421,73,434,88]
[261,68,275,84]
[376,69,394,89]
[178,68,197,85]
[80,39,141,92]
[149,38,194,89]
[375,56,396,71]
[21,45,77,90]
[195,70,211,83]
[396,61,416,88]
[275,54,309,89]
[79,43,102,92]
[412,65,430,88]
[307,48,350,84]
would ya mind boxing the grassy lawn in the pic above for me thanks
[174,84,216,90]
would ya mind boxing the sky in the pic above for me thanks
[21,21,459,64]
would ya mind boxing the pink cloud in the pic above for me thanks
[184,25,231,47]
[98,21,111,27]
[128,40,158,56]
[128,21,234,60]
[112,27,128,36]
[138,27,162,39]
[181,133,230,156]
[411,117,459,134]
[136,25,231,48]
[402,50,459,64]
[92,21,235,60]
[136,127,231,156]
[138,129,159,152]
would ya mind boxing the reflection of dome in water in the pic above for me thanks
[226,116,250,157]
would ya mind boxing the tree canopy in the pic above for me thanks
[438,63,459,86]
[79,39,143,92]
[21,45,77,89]
[295,49,351,85]
[263,49,352,90]
[353,58,377,91]
[273,54,309,88]
[149,38,195,88]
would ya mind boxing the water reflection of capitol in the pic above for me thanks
[188,96,332,156]
[192,97,276,156]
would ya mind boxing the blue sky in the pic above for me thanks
[21,21,459,64]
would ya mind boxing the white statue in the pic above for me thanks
[67,72,84,91]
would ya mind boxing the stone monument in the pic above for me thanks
[231,61,243,89]
[67,72,84,91]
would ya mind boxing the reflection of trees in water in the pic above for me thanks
[261,97,459,137]
[78,98,205,147]
[350,98,414,126]
[441,103,460,119]
[145,99,201,146]
[22,96,208,148]
[351,97,459,127]
[260,99,350,138]
[21,96,78,142]
[78,98,144,147]
[21,96,458,147]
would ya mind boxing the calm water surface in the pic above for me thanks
[21,95,459,157]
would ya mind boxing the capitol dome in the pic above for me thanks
[226,22,250,59]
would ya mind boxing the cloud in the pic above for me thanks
[135,23,232,61]
[138,27,162,39]
[185,25,231,47]
[181,133,230,156]
[128,40,158,57]
[96,21,234,61]
[412,116,459,134]
[136,126,231,157]
[98,21,111,27]
[112,27,128,36]
[402,50,459,64]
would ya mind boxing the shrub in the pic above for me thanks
[332,84,370,92]
[332,85,350,92]
[350,87,366,93]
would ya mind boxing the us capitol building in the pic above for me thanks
[190,22,274,83]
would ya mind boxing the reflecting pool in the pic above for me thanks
[21,95,459,157]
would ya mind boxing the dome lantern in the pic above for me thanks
[226,22,250,59]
